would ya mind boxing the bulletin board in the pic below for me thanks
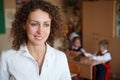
[0,0,5,34]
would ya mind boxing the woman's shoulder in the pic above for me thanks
[49,47,68,64]
[54,49,66,57]
[47,44,66,58]
[51,47,66,57]
[1,48,17,54]
[0,48,17,58]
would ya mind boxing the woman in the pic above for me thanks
[0,0,71,80]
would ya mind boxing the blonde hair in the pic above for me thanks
[99,40,109,48]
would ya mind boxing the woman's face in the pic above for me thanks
[24,9,51,46]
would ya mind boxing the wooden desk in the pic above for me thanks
[67,54,104,80]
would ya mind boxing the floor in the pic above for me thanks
[72,77,120,80]
[110,78,120,80]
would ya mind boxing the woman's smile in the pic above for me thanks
[34,35,44,40]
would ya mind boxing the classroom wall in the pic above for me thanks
[0,0,15,51]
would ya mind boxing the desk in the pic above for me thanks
[67,54,104,80]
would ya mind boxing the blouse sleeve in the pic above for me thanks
[60,53,71,80]
[0,51,9,80]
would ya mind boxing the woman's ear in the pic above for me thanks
[23,25,26,30]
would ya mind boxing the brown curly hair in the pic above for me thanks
[11,0,62,50]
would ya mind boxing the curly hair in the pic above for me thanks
[11,0,62,50]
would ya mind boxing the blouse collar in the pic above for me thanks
[18,43,54,64]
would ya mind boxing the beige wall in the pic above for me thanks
[0,0,15,51]
[0,29,12,50]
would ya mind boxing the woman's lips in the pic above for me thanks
[34,35,43,40]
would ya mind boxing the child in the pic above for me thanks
[69,37,85,55]
[85,40,111,80]
[65,37,86,61]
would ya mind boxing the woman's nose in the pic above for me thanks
[37,26,43,34]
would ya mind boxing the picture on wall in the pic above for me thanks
[0,0,5,34]
[5,9,15,28]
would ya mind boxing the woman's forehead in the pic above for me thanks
[27,9,51,21]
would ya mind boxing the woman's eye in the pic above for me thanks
[30,23,38,27]
[44,23,50,27]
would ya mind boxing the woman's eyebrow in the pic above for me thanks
[29,19,51,23]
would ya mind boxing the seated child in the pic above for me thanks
[85,40,111,80]
[66,37,85,57]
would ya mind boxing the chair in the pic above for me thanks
[93,61,111,80]
[69,62,81,80]
[103,61,111,80]
[71,73,77,80]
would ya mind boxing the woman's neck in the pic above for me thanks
[27,43,46,57]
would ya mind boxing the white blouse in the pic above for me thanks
[0,44,71,80]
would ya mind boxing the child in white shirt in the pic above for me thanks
[85,40,111,80]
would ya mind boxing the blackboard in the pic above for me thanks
[0,0,5,34]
